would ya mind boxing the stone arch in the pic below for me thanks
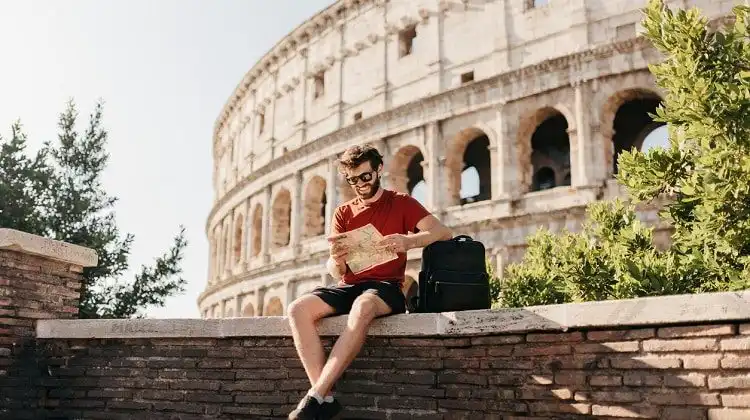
[518,107,572,192]
[387,145,427,201]
[446,127,492,206]
[271,189,292,248]
[225,307,234,318]
[264,297,283,316]
[601,88,664,175]
[233,213,244,264]
[303,176,327,238]
[251,204,262,257]
[242,302,255,317]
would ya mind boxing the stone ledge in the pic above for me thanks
[37,290,750,339]
[0,228,98,268]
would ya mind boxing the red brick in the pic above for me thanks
[576,341,640,353]
[609,356,681,369]
[658,325,735,338]
[526,332,584,343]
[529,401,591,415]
[648,392,720,406]
[707,408,750,420]
[590,375,623,386]
[554,372,587,385]
[665,373,707,387]
[518,387,573,400]
[682,355,722,369]
[642,338,718,352]
[513,344,571,356]
[721,337,750,351]
[708,375,750,390]
[661,407,707,420]
[721,393,750,408]
[722,355,750,369]
[591,404,659,418]
[470,335,524,345]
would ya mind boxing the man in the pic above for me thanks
[286,144,452,419]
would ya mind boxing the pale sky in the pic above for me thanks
[0,0,332,318]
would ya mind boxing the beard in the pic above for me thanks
[355,176,381,200]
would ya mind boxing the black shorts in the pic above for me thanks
[310,280,406,317]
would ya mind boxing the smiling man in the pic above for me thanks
[286,143,453,419]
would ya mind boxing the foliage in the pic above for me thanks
[498,0,750,307]
[0,100,188,318]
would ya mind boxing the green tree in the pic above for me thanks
[0,100,188,318]
[498,0,750,307]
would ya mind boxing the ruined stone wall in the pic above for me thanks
[200,0,739,320]
[33,292,750,420]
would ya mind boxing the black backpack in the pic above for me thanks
[411,235,491,313]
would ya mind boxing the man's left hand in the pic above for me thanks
[378,234,411,253]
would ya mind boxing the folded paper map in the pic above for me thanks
[337,223,398,274]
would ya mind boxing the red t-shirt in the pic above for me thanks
[333,189,431,285]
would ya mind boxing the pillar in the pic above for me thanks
[255,286,264,317]
[0,229,97,418]
[325,156,339,235]
[374,139,390,189]
[290,171,303,252]
[491,106,512,200]
[573,81,597,187]
[261,185,271,263]
[424,122,442,212]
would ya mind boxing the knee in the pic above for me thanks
[350,296,378,323]
[287,299,308,323]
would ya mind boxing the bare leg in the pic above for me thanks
[312,293,391,396]
[287,295,336,388]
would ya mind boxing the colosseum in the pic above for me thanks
[198,0,736,319]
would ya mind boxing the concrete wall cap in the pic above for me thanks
[0,228,98,268]
[37,290,750,339]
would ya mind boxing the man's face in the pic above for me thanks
[343,161,382,200]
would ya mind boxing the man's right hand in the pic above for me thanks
[327,233,349,266]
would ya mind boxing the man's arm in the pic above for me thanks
[327,208,349,280]
[406,214,453,250]
[326,254,347,279]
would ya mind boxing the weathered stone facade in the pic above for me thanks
[200,0,740,318]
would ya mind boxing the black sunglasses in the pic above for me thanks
[345,171,376,185]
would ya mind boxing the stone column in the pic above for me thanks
[298,48,309,143]
[572,81,597,187]
[491,106,512,200]
[325,156,339,235]
[424,122,441,212]
[255,286,264,317]
[334,24,346,129]
[0,229,97,418]
[261,185,272,263]
[223,218,231,278]
[290,171,303,253]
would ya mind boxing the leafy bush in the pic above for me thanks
[498,0,750,307]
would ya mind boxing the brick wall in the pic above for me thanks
[29,321,750,420]
[4,228,750,419]
[0,229,97,419]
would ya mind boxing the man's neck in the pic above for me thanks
[361,187,385,205]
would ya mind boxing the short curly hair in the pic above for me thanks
[338,143,383,173]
